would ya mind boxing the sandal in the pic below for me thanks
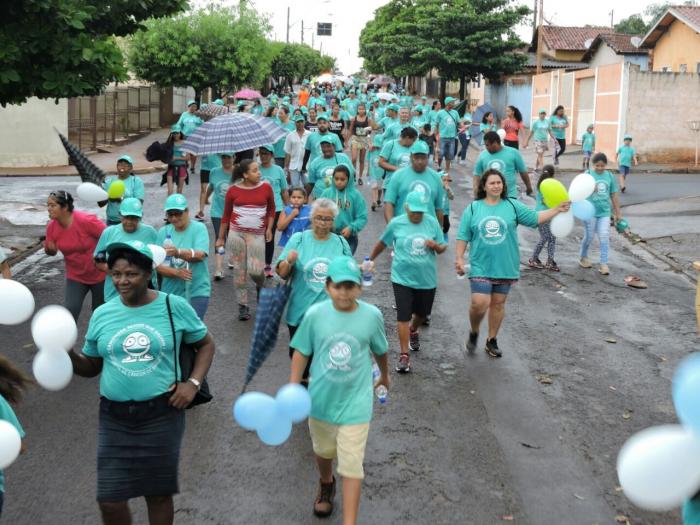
[358,178,363,185]
[528,258,544,269]
[546,260,560,272]
[624,275,647,289]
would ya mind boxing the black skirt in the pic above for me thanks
[97,394,185,502]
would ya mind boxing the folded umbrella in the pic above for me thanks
[180,113,288,156]
[242,284,292,392]
[234,88,263,100]
[56,131,107,185]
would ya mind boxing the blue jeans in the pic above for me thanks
[440,137,456,161]
[289,169,307,188]
[458,133,470,160]
[190,296,209,320]
[580,216,610,264]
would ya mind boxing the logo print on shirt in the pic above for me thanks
[329,342,352,368]
[409,181,431,202]
[399,154,411,167]
[107,324,166,377]
[304,257,330,291]
[487,159,506,174]
[478,216,508,245]
[320,333,361,382]
[403,234,427,256]
[596,181,608,195]
[121,331,154,363]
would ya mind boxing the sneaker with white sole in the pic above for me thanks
[579,257,592,268]
[395,353,411,373]
[409,329,420,351]
[485,338,502,358]
[599,264,610,275]
[466,331,478,352]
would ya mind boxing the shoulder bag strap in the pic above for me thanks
[165,294,181,384]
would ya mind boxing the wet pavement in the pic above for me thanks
[0,150,698,524]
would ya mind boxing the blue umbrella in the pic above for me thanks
[242,284,292,392]
[470,103,497,146]
[181,113,288,156]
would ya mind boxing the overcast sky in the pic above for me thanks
[203,0,670,73]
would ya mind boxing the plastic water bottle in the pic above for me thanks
[361,256,373,287]
[372,363,388,404]
[163,233,174,266]
[216,246,225,256]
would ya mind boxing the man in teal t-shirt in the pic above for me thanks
[306,138,354,198]
[525,109,554,171]
[94,198,157,302]
[303,115,343,167]
[436,97,461,173]
[473,132,532,198]
[384,140,445,223]
[378,127,418,189]
[102,155,145,226]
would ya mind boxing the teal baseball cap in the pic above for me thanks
[319,135,335,144]
[259,144,274,153]
[327,256,361,285]
[538,108,547,114]
[317,113,329,122]
[410,141,430,155]
[293,114,306,122]
[186,99,197,107]
[387,103,400,112]
[237,100,247,107]
[444,96,457,105]
[421,95,427,100]
[164,193,188,211]
[213,98,224,106]
[119,197,143,218]
[117,154,133,165]
[220,151,235,158]
[405,190,428,213]
[624,134,633,141]
[106,240,153,262]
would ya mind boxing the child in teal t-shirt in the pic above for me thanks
[367,133,384,211]
[615,135,638,193]
[290,256,389,524]
[320,165,367,255]
[581,125,595,170]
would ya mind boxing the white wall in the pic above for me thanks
[172,87,196,115]
[0,98,68,167]
[588,43,622,69]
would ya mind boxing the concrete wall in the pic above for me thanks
[624,66,700,162]
[0,98,68,168]
[652,19,700,72]
[588,44,621,70]
[172,87,196,116]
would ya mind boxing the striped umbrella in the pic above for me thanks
[180,113,288,156]
[56,131,108,185]
[196,103,231,121]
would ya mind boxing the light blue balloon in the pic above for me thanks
[572,199,595,221]
[256,413,292,446]
[673,354,700,433]
[275,383,312,423]
[233,392,277,431]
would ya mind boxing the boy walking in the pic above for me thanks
[289,256,390,524]
[615,134,638,193]
[581,124,595,170]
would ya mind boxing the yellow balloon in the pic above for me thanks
[107,179,126,199]
[540,178,568,208]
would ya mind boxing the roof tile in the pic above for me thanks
[541,26,612,51]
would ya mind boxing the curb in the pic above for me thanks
[0,165,166,178]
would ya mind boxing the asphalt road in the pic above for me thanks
[1,159,698,525]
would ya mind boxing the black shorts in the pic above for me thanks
[200,169,210,184]
[392,282,436,322]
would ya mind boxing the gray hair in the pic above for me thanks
[311,198,339,218]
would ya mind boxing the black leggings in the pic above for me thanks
[288,324,312,381]
[65,278,104,321]
[265,211,281,265]
[555,138,566,162]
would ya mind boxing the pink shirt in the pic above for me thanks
[46,210,106,284]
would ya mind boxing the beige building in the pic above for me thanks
[641,5,700,73]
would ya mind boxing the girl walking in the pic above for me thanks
[528,165,559,271]
[163,126,188,195]
[217,159,276,321]
[277,187,312,248]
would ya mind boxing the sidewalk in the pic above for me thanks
[0,129,170,177]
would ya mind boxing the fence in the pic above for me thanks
[67,85,162,151]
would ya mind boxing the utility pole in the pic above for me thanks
[532,0,538,35]
[286,6,290,43]
[301,19,304,44]
[609,10,614,29]
[312,31,315,49]
[536,0,544,74]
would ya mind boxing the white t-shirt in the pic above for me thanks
[284,129,311,171]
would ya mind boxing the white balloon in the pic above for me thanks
[0,280,35,325]
[568,173,596,202]
[0,420,22,469]
[76,182,108,202]
[33,350,73,391]
[147,244,167,267]
[31,305,77,351]
[618,425,700,511]
[496,128,506,141]
[550,210,574,238]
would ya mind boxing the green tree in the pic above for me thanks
[0,0,186,106]
[614,14,648,35]
[129,4,272,98]
[269,43,336,87]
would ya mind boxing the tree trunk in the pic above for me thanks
[459,76,466,101]
[439,78,447,102]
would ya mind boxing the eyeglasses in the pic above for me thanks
[313,216,334,223]
[166,210,184,217]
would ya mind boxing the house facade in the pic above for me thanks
[582,34,649,71]
[641,5,700,73]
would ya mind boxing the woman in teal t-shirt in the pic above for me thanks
[276,198,352,383]
[70,240,214,525]
[455,169,570,358]
[549,105,569,165]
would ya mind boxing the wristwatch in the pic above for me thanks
[187,377,201,391]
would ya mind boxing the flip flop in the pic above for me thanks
[624,275,647,289]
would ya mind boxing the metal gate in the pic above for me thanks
[575,77,595,143]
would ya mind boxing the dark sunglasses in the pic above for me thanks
[166,210,184,217]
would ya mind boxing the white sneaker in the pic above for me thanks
[579,257,592,268]
[599,264,610,275]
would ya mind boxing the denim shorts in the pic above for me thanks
[440,137,457,160]
[619,165,631,177]
[469,278,513,295]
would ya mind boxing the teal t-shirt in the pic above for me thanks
[277,230,351,326]
[260,163,288,210]
[304,131,343,163]
[103,175,145,224]
[531,119,551,142]
[344,98,360,117]
[582,132,595,152]
[208,167,232,219]
[273,119,295,158]
[535,190,547,212]
[307,153,354,197]
[683,498,700,525]
[436,109,460,139]
[367,148,384,182]
[0,394,24,493]
[383,166,445,218]
[587,170,619,218]
[200,154,222,172]
[156,221,210,299]
[379,140,412,187]
[617,145,636,167]
[383,121,417,144]
[456,198,538,280]
[94,223,158,302]
[176,112,203,137]
[83,292,207,402]
[290,299,388,425]
[172,142,187,166]
[380,214,445,290]
[473,146,527,198]
[549,115,568,140]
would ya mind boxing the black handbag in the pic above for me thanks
[165,294,213,408]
